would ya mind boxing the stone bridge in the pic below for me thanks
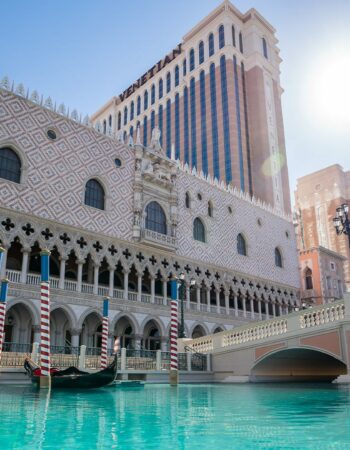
[180,298,350,382]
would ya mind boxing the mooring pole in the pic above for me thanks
[100,298,109,368]
[0,277,9,363]
[169,278,179,386]
[40,249,51,389]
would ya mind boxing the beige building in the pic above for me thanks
[295,164,350,292]
[92,0,291,214]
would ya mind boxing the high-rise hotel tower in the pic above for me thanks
[92,1,291,213]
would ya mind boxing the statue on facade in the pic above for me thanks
[150,127,162,153]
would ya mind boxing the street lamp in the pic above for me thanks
[333,203,350,248]
[178,273,195,339]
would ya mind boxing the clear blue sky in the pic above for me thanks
[2,0,350,200]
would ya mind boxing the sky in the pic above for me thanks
[1,0,350,201]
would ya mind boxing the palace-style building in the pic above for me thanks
[0,80,299,352]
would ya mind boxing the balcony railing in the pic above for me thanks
[141,229,176,250]
[5,269,268,321]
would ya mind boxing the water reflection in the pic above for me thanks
[1,384,350,449]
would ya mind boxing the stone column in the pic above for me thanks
[186,283,190,310]
[250,297,255,319]
[58,256,67,289]
[32,325,41,344]
[278,304,283,316]
[258,299,262,320]
[123,270,129,300]
[216,288,220,314]
[134,334,142,350]
[137,272,142,302]
[196,285,201,312]
[225,291,229,315]
[93,263,99,295]
[162,279,167,305]
[206,287,211,313]
[20,247,30,284]
[150,275,155,303]
[234,293,238,317]
[272,302,276,318]
[161,337,168,352]
[0,245,8,278]
[70,329,81,349]
[77,260,84,293]
[242,295,247,318]
[265,301,270,320]
[284,304,289,315]
[109,266,115,297]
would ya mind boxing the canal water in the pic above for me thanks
[1,383,350,449]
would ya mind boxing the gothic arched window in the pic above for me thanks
[193,218,205,242]
[189,48,195,71]
[199,41,204,64]
[185,192,191,209]
[151,84,155,104]
[219,24,225,49]
[208,33,214,56]
[305,268,313,290]
[0,147,21,184]
[145,201,167,235]
[237,233,247,256]
[275,247,283,268]
[84,179,105,210]
[208,201,213,217]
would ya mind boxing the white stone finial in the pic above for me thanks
[30,90,40,104]
[71,109,79,121]
[44,96,53,110]
[58,103,66,115]
[83,115,90,126]
[171,143,175,160]
[95,121,101,132]
[0,76,11,90]
[128,134,134,146]
[15,83,25,97]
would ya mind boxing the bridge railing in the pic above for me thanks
[182,299,347,354]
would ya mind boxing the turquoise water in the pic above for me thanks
[1,383,350,449]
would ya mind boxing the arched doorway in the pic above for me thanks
[4,303,35,350]
[50,308,72,350]
[143,320,161,350]
[192,324,206,339]
[114,316,135,349]
[80,312,102,349]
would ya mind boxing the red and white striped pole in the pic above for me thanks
[169,278,178,385]
[40,249,51,388]
[0,276,9,363]
[100,298,109,369]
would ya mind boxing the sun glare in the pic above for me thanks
[305,44,350,131]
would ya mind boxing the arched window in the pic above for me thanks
[145,201,167,235]
[189,49,195,71]
[193,218,205,242]
[174,65,179,87]
[85,179,105,210]
[130,101,134,120]
[158,78,163,99]
[208,201,213,217]
[0,147,21,183]
[103,120,107,134]
[108,114,112,128]
[262,37,268,59]
[166,72,171,93]
[143,116,148,146]
[208,33,214,56]
[150,110,155,132]
[123,106,128,125]
[305,268,313,290]
[137,96,141,116]
[183,59,187,76]
[232,25,236,47]
[144,91,148,111]
[275,247,282,268]
[219,24,225,49]
[129,126,134,138]
[151,84,155,104]
[158,105,163,146]
[185,192,190,209]
[239,32,244,53]
[237,233,247,256]
[199,41,204,64]
[117,112,121,130]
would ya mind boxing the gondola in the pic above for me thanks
[24,356,118,389]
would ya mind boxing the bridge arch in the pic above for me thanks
[251,347,347,382]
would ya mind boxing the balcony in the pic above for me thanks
[5,269,263,322]
[141,229,177,251]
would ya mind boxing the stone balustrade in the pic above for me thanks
[184,299,347,354]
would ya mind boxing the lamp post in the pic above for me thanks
[178,274,195,339]
[333,203,350,248]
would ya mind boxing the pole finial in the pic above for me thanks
[40,248,51,256]
[0,246,5,254]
